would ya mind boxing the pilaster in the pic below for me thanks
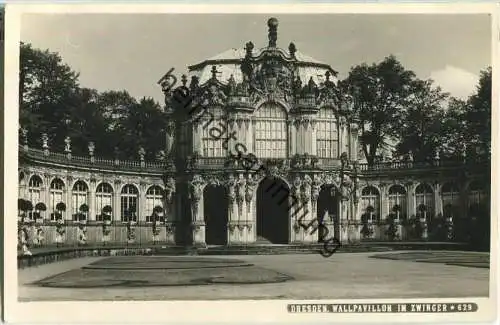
[434,182,443,216]
[189,174,206,247]
[89,178,96,221]
[66,175,73,221]
[43,173,51,219]
[139,181,147,222]
[311,120,317,156]
[225,175,237,245]
[163,176,176,244]
[113,179,121,221]
[288,120,294,157]
[380,184,389,219]
[407,182,416,217]
[337,121,343,159]
[192,122,201,154]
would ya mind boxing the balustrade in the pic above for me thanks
[20,146,166,172]
[22,144,486,174]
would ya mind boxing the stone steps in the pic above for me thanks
[152,244,394,256]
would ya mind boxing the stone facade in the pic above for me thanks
[18,18,489,248]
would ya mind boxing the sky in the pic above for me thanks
[20,13,491,103]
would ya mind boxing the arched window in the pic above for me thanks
[72,180,88,220]
[441,182,460,211]
[316,108,338,158]
[361,186,380,221]
[254,103,287,158]
[201,107,226,157]
[468,181,485,207]
[96,183,113,222]
[28,175,43,207]
[388,185,407,218]
[146,185,164,222]
[121,184,139,222]
[415,183,434,218]
[49,178,65,220]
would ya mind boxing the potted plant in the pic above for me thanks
[431,213,447,241]
[385,213,398,241]
[101,206,112,245]
[102,205,112,224]
[79,204,89,224]
[417,204,427,221]
[151,206,163,244]
[126,217,136,244]
[56,202,66,218]
[153,205,164,222]
[360,206,375,239]
[77,219,88,245]
[18,198,27,224]
[417,204,428,240]
[127,216,135,244]
[128,205,137,224]
[34,202,46,223]
[54,202,66,247]
[19,223,31,255]
[25,200,34,223]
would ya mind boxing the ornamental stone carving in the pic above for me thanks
[236,178,246,204]
[166,121,175,137]
[164,177,176,204]
[206,175,222,187]
[245,177,258,203]
[260,159,289,179]
[20,128,28,147]
[225,175,237,203]
[165,223,175,235]
[311,177,322,203]
[189,175,204,203]
[41,133,49,151]
[158,67,177,104]
[88,142,95,157]
[292,176,302,199]
[228,223,237,234]
[138,147,146,162]
[64,137,71,154]
[301,175,312,203]
[340,175,353,201]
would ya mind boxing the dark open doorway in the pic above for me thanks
[203,185,228,245]
[256,177,290,244]
[317,185,338,243]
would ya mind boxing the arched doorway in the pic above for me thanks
[256,177,290,244]
[317,185,338,242]
[203,185,228,245]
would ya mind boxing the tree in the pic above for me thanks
[342,55,416,166]
[98,90,137,126]
[394,79,449,162]
[64,88,110,156]
[55,202,66,212]
[117,97,167,160]
[18,198,27,214]
[440,98,468,160]
[437,67,491,163]
[19,42,80,148]
[464,67,491,161]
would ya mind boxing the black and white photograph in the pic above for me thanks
[3,3,498,324]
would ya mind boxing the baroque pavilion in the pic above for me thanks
[18,18,489,248]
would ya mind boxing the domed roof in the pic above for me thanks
[187,34,338,88]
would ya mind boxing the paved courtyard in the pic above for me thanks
[18,251,490,301]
